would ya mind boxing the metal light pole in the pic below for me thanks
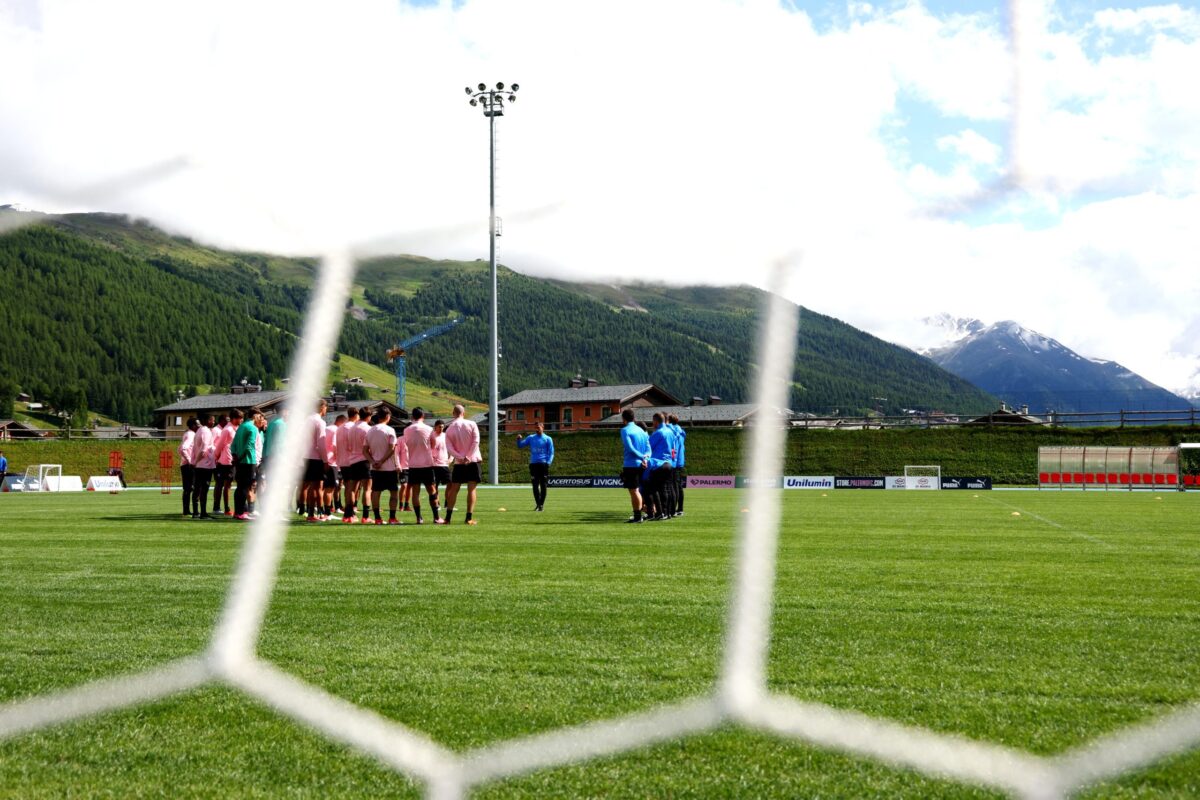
[465,81,518,485]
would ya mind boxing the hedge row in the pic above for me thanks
[4,426,1199,487]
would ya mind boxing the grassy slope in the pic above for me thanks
[326,354,484,417]
[0,491,1198,797]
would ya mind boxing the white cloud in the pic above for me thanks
[0,0,1198,397]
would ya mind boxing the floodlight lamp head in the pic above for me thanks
[470,99,478,106]
[508,94,516,102]
[478,82,486,91]
[512,83,519,91]
[496,81,504,90]
[465,86,472,95]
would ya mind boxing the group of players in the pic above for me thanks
[620,408,687,523]
[177,401,486,525]
[176,400,684,525]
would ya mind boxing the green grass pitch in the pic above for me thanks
[1,488,1199,798]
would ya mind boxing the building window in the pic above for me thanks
[174,416,182,426]
[601,406,611,419]
[562,407,573,425]
[514,409,525,421]
[584,407,591,418]
[534,408,540,419]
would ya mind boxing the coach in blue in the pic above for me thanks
[619,408,651,523]
[517,421,555,512]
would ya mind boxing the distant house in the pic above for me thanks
[91,425,159,440]
[597,397,791,428]
[322,399,408,429]
[499,379,679,433]
[965,402,1045,426]
[154,388,289,439]
[0,419,44,440]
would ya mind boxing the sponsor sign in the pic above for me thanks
[87,476,125,492]
[546,476,630,488]
[687,475,735,489]
[548,476,596,488]
[834,476,886,490]
[783,475,835,490]
[885,476,939,490]
[735,476,783,489]
[940,476,993,490]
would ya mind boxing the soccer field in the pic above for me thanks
[1,488,1198,798]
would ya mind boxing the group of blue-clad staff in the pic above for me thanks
[618,408,687,523]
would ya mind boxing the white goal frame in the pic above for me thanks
[21,464,61,492]
[903,465,941,490]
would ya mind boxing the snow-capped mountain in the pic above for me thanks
[923,319,1193,414]
[911,313,985,355]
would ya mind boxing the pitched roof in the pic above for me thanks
[499,384,679,406]
[596,403,789,426]
[155,390,289,413]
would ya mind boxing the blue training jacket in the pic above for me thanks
[620,422,651,468]
[648,425,676,470]
[670,423,686,467]
[517,432,555,464]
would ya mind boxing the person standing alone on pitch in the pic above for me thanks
[403,407,442,524]
[517,421,554,511]
[0,449,8,490]
[443,404,483,525]
[619,409,651,523]
[179,417,199,517]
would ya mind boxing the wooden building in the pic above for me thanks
[498,379,679,433]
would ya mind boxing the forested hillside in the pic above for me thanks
[0,228,296,423]
[0,212,997,423]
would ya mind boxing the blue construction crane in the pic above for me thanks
[386,318,462,410]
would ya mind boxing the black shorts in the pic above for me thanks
[303,458,325,483]
[370,470,399,492]
[215,464,232,482]
[451,462,482,484]
[323,465,338,488]
[342,461,370,481]
[409,466,436,488]
[434,465,452,485]
[621,466,643,490]
[397,469,409,485]
[530,463,549,480]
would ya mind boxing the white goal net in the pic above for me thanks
[5,9,1200,797]
[903,465,941,491]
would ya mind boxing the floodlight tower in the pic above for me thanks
[464,81,519,485]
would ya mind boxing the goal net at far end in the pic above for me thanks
[903,465,941,490]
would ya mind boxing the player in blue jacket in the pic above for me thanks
[668,413,686,516]
[517,421,555,511]
[619,408,651,523]
[644,413,677,520]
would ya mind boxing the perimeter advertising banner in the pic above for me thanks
[885,476,939,490]
[734,476,783,489]
[835,476,886,489]
[547,476,625,488]
[783,476,835,490]
[688,475,735,489]
[940,476,993,490]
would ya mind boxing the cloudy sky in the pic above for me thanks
[2,0,1199,397]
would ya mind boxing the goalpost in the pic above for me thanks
[21,464,61,492]
[903,464,941,490]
